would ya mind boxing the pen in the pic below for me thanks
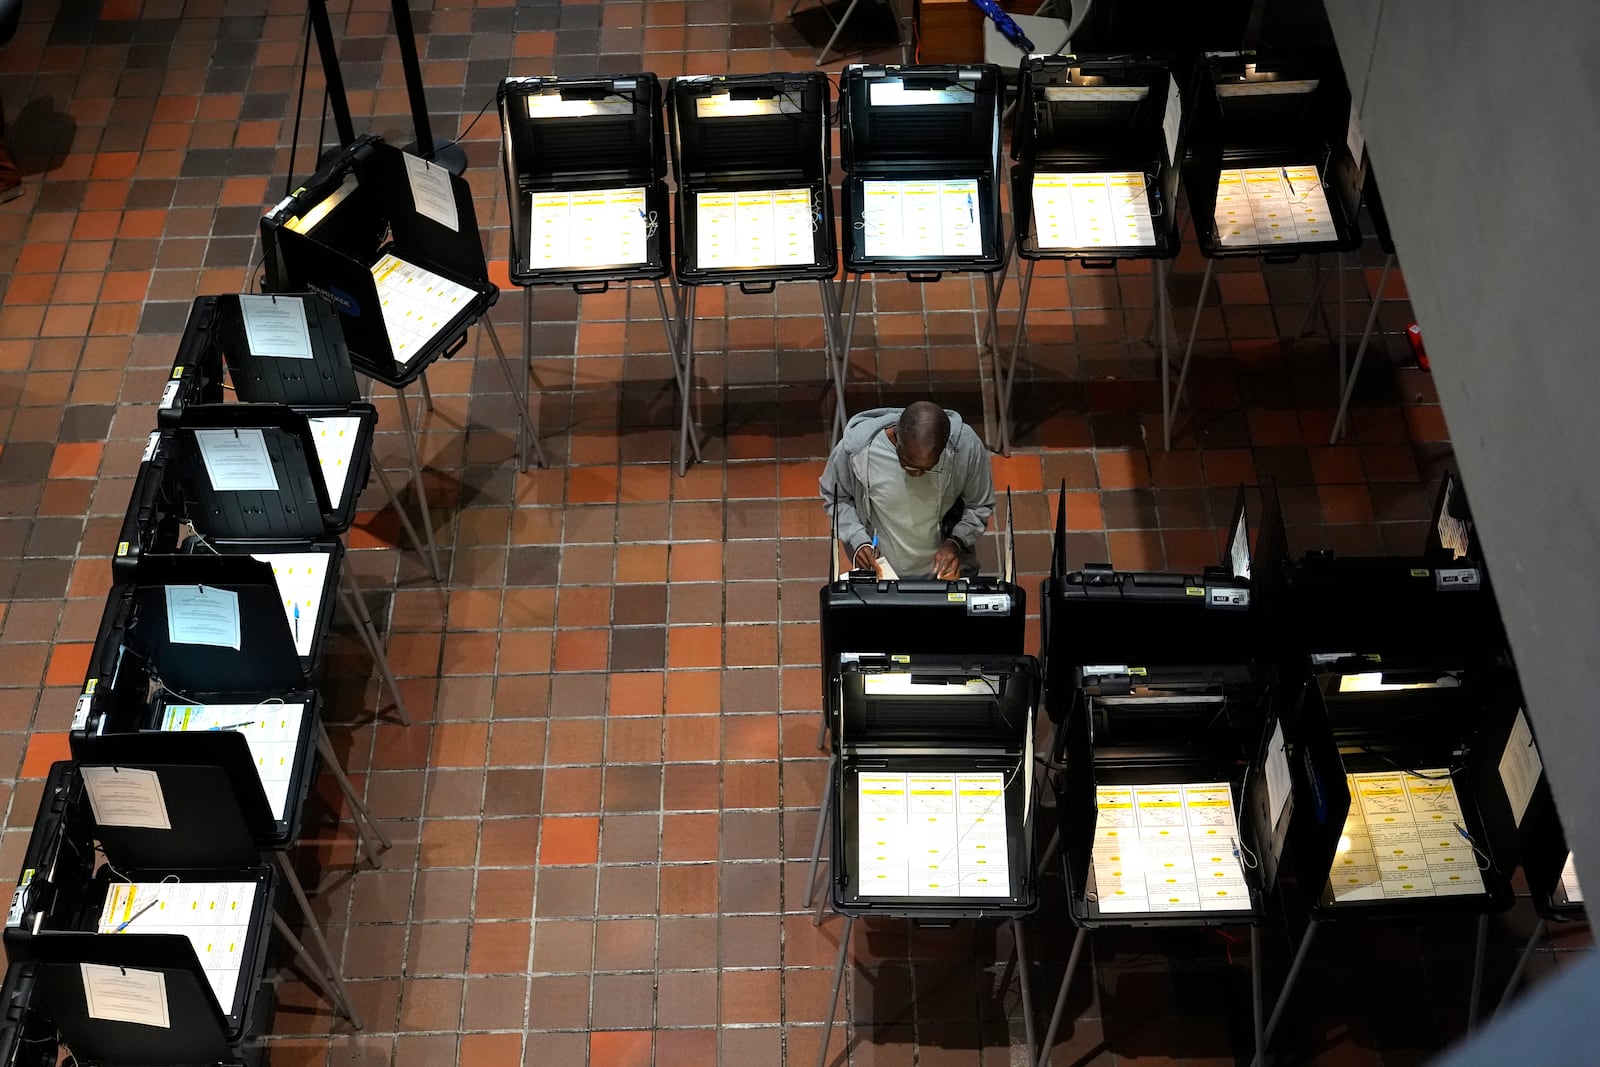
[207,721,256,732]
[294,603,300,644]
[114,898,161,933]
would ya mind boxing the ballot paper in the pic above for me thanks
[1092,781,1251,913]
[306,416,360,510]
[855,771,1012,898]
[250,552,327,658]
[99,881,257,1014]
[1215,166,1333,248]
[860,178,984,259]
[160,702,306,821]
[164,584,241,651]
[1030,171,1155,250]
[237,295,312,360]
[1559,852,1584,905]
[695,189,814,270]
[526,187,649,271]
[194,428,278,492]
[1328,770,1485,903]
[402,151,459,233]
[371,254,475,367]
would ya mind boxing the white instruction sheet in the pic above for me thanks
[1215,166,1333,248]
[855,771,1011,898]
[371,253,475,367]
[402,151,459,232]
[860,178,983,259]
[250,551,328,658]
[1559,852,1584,905]
[99,881,257,1013]
[527,187,649,271]
[307,416,360,509]
[1498,708,1543,828]
[695,188,814,269]
[160,701,306,821]
[1327,770,1485,903]
[1031,171,1155,250]
[81,766,172,831]
[237,295,312,360]
[164,584,241,651]
[194,428,278,492]
[80,963,170,1029]
[1092,781,1251,913]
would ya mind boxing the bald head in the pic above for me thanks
[896,402,950,471]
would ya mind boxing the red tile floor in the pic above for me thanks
[0,1,1588,1065]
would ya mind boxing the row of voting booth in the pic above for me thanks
[0,297,420,1062]
[128,49,1392,490]
[807,473,1585,1067]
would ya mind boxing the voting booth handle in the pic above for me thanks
[571,280,611,295]
[1079,259,1117,271]
[439,332,470,361]
[905,271,943,283]
[1261,252,1301,265]
[738,280,778,295]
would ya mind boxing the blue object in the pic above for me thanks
[967,0,1036,52]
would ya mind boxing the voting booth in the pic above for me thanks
[1003,54,1184,456]
[4,761,281,1050]
[499,73,682,469]
[836,63,1006,425]
[1035,486,1288,1065]
[115,427,410,723]
[666,72,843,466]
[1253,475,1522,1056]
[1167,49,1366,450]
[155,295,436,579]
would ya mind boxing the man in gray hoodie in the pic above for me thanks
[820,401,994,579]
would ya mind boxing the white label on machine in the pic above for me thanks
[1498,708,1543,828]
[1042,85,1149,102]
[695,93,799,117]
[159,379,182,410]
[526,94,633,118]
[1216,78,1320,97]
[868,81,971,107]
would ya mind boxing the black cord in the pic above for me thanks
[1358,746,1458,780]
[439,90,500,153]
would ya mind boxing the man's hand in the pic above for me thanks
[933,539,961,580]
[853,542,878,571]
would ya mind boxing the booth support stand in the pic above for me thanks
[1329,251,1397,443]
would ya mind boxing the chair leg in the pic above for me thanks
[337,568,411,726]
[816,914,855,1067]
[273,850,363,1029]
[315,718,392,866]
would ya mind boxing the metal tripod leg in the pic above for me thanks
[1495,918,1546,1018]
[816,914,855,1067]
[338,568,412,726]
[521,287,534,469]
[805,753,836,908]
[393,385,440,579]
[274,850,362,1029]
[979,233,1015,356]
[484,315,545,471]
[999,257,1037,457]
[1329,252,1395,443]
[676,287,701,476]
[272,912,361,1028]
[1014,917,1037,1064]
[1037,826,1060,879]
[1335,251,1347,405]
[315,718,392,866]
[1467,912,1490,1033]
[1290,256,1334,343]
[820,279,850,443]
[837,273,865,409]
[1167,257,1216,451]
[370,457,438,583]
[815,0,865,66]
[1252,918,1319,1067]
[1157,258,1172,451]
[418,369,434,414]
[653,278,683,363]
[1035,925,1087,1067]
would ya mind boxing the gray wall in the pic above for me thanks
[1323,0,1600,1050]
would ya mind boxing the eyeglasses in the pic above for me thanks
[894,434,942,476]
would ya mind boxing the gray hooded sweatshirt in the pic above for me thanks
[819,406,995,577]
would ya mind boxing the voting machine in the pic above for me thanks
[839,63,1005,277]
[260,135,497,387]
[1011,55,1184,263]
[1182,49,1364,259]
[5,761,277,1049]
[156,294,360,426]
[500,74,671,288]
[74,579,319,850]
[828,653,1039,917]
[0,964,55,1066]
[667,72,836,285]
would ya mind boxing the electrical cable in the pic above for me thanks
[285,7,315,201]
